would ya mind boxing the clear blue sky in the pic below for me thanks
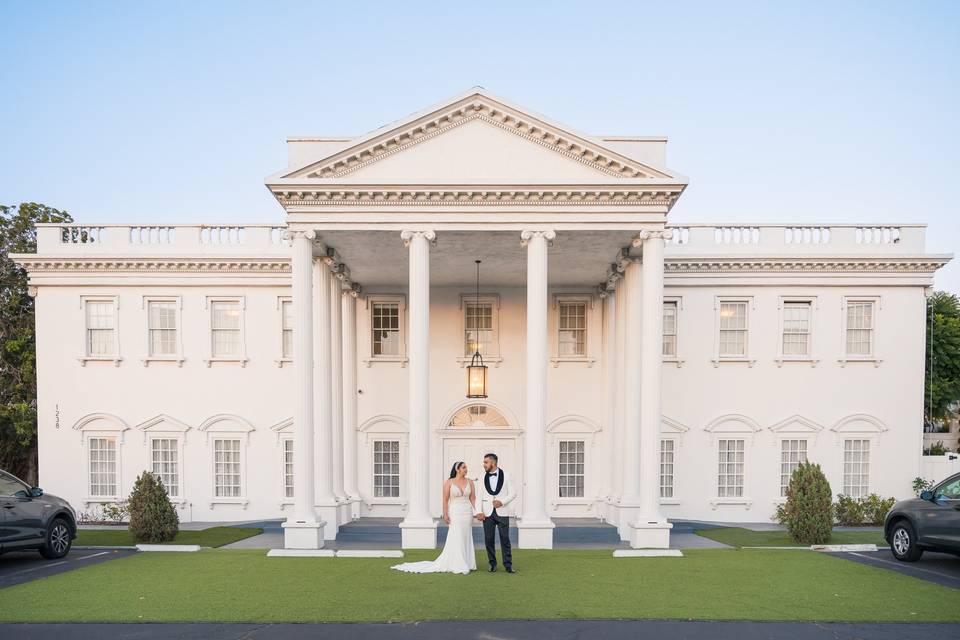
[2,1,957,291]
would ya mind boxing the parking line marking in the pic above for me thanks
[75,551,109,560]
[5,560,68,577]
[849,552,960,582]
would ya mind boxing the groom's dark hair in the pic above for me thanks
[484,453,498,463]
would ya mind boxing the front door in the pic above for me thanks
[442,438,521,514]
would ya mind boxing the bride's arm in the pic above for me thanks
[468,479,478,513]
[442,479,451,524]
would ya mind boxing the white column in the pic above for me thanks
[399,229,437,549]
[620,257,643,516]
[628,230,672,549]
[518,229,556,549]
[341,288,361,519]
[281,230,324,550]
[314,258,339,539]
[601,286,617,523]
[613,268,627,537]
[329,264,346,513]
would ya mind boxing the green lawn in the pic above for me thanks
[695,527,887,548]
[1,548,956,623]
[74,526,261,548]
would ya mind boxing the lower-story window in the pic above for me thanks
[283,439,294,499]
[717,439,745,498]
[843,439,870,497]
[659,439,675,498]
[150,438,179,498]
[558,440,585,498]
[373,440,400,498]
[213,438,242,498]
[779,439,807,497]
[88,437,117,498]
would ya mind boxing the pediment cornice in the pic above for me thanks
[12,257,291,274]
[664,256,950,275]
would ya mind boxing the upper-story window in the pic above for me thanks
[210,300,243,358]
[662,301,678,357]
[85,299,116,357]
[845,300,875,357]
[148,300,178,357]
[718,300,749,358]
[372,302,401,356]
[557,302,587,356]
[781,301,812,357]
[280,299,293,359]
[465,301,494,356]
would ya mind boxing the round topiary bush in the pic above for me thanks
[781,461,833,545]
[127,471,179,543]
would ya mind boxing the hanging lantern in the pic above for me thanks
[466,259,488,399]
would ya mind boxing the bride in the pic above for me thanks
[391,461,478,575]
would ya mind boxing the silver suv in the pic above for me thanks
[885,472,960,562]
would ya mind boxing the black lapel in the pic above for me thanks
[493,469,504,495]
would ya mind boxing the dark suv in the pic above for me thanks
[0,470,76,559]
[885,472,960,562]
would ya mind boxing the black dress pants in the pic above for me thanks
[483,510,512,569]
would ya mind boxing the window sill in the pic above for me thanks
[711,357,756,368]
[775,357,819,368]
[364,498,406,507]
[659,498,681,505]
[709,498,754,510]
[275,358,292,368]
[204,357,248,368]
[456,356,502,368]
[662,356,685,368]
[838,357,882,368]
[142,356,185,367]
[78,356,122,367]
[208,498,249,509]
[550,356,596,368]
[363,356,408,368]
[82,496,121,506]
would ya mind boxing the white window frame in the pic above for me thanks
[659,438,676,500]
[200,415,254,508]
[281,437,294,501]
[551,293,596,366]
[662,297,684,366]
[779,438,808,497]
[372,439,401,499]
[457,293,502,367]
[557,439,586,498]
[716,438,746,499]
[212,438,243,501]
[840,296,882,366]
[79,296,121,366]
[276,296,293,367]
[149,436,183,499]
[712,296,755,366]
[204,296,247,366]
[142,295,184,366]
[776,296,817,366]
[86,435,120,500]
[842,438,871,498]
[363,294,407,366]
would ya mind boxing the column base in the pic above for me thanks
[281,519,326,550]
[399,518,437,549]
[517,518,555,549]
[315,503,340,541]
[336,499,353,525]
[628,520,672,549]
[348,496,362,520]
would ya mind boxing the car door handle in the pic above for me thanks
[1,503,14,509]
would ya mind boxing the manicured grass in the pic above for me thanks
[1,548,956,623]
[74,526,261,548]
[695,527,886,548]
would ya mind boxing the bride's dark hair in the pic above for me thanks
[449,461,465,478]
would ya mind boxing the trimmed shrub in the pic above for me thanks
[861,493,896,526]
[779,461,833,545]
[127,471,179,543]
[834,494,865,526]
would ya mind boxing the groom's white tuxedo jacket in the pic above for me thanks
[474,468,517,518]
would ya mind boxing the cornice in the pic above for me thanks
[288,100,672,181]
[274,188,682,207]
[12,257,291,274]
[664,256,951,274]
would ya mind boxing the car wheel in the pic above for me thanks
[890,520,923,562]
[39,517,72,559]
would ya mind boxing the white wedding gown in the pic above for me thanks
[391,481,477,575]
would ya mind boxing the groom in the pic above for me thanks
[475,453,516,573]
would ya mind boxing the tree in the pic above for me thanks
[779,461,833,545]
[925,291,960,423]
[0,203,72,484]
[127,471,179,543]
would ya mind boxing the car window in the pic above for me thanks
[936,477,960,500]
[0,474,26,496]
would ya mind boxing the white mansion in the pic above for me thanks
[14,89,950,550]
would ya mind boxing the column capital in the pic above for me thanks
[282,228,317,244]
[400,229,436,247]
[520,229,556,247]
[632,229,673,246]
[343,283,361,298]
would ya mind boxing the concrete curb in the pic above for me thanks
[136,544,202,552]
[335,550,405,558]
[267,549,336,557]
[73,545,138,551]
[811,543,879,552]
[613,549,684,558]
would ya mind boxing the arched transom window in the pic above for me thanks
[449,404,509,428]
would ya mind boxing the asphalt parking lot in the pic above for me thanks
[834,549,960,589]
[0,548,135,590]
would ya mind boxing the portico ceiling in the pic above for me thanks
[322,229,637,287]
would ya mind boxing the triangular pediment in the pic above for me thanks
[135,414,191,433]
[279,89,677,183]
[768,415,825,434]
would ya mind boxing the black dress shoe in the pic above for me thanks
[505,567,516,574]
[488,565,497,572]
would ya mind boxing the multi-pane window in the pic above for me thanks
[373,440,400,497]
[85,301,116,356]
[781,302,811,356]
[281,300,293,359]
[718,301,748,357]
[283,439,294,499]
[843,439,870,497]
[371,302,400,356]
[151,438,179,497]
[846,301,874,356]
[717,439,745,497]
[213,438,242,498]
[558,440,585,498]
[148,301,178,356]
[558,302,587,356]
[660,439,675,498]
[88,437,117,497]
[662,302,678,356]
[779,439,808,496]
[464,302,493,356]
[210,301,242,357]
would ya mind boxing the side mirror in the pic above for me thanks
[29,487,43,498]
[920,490,934,501]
